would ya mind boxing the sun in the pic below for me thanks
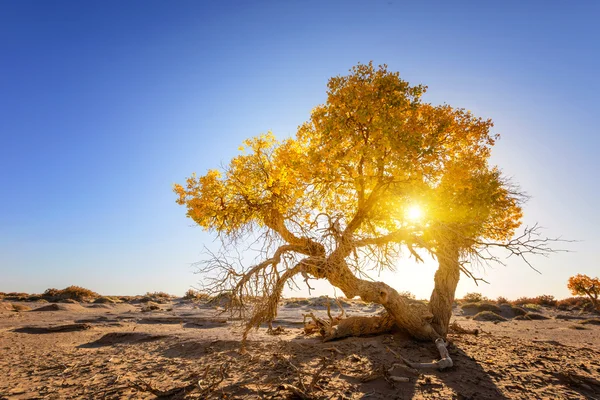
[405,204,423,222]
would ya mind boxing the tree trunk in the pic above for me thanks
[428,242,460,337]
[306,257,441,341]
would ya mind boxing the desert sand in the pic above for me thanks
[1,298,599,399]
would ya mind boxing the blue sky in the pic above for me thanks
[1,1,598,299]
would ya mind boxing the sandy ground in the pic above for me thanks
[1,299,599,399]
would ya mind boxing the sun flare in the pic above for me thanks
[405,204,423,222]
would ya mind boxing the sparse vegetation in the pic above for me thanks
[183,289,209,301]
[462,293,488,303]
[42,286,99,302]
[556,296,591,310]
[496,296,509,304]
[512,296,556,307]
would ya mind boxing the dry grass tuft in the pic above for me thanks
[183,289,210,301]
[43,286,99,302]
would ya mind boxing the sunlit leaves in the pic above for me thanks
[174,62,523,253]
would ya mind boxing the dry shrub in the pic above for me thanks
[534,295,557,307]
[207,292,241,308]
[183,289,209,301]
[284,298,310,308]
[473,311,507,322]
[141,292,174,304]
[145,291,173,299]
[398,291,416,300]
[512,295,556,307]
[496,296,509,304]
[43,286,99,302]
[462,293,488,303]
[557,297,592,311]
[4,292,30,301]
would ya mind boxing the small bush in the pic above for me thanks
[43,288,60,298]
[557,297,591,311]
[398,291,416,300]
[513,295,557,307]
[496,296,509,304]
[145,291,173,299]
[462,293,486,303]
[183,289,209,301]
[43,286,99,301]
[534,295,557,307]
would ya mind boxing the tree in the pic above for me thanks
[568,274,600,311]
[174,63,558,368]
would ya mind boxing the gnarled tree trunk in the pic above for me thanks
[428,242,460,337]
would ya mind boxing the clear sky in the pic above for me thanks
[1,1,598,300]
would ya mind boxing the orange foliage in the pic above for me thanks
[174,63,523,252]
[568,274,599,309]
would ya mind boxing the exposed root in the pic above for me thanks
[303,296,347,337]
[449,321,479,335]
[386,338,453,371]
[323,314,395,342]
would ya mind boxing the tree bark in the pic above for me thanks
[304,256,441,341]
[428,242,460,337]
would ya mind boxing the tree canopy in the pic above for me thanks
[174,63,553,347]
[568,274,599,310]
